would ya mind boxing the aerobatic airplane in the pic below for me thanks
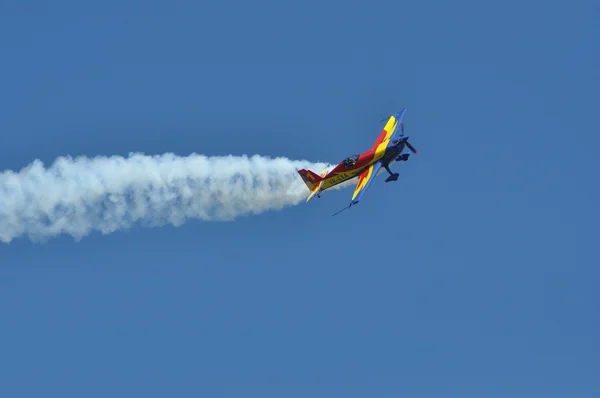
[297,107,417,215]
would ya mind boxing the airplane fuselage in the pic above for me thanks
[319,140,406,190]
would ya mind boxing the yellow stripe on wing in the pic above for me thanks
[381,115,399,143]
[352,165,374,201]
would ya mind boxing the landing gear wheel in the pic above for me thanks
[385,173,399,182]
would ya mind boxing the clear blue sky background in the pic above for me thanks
[1,0,599,396]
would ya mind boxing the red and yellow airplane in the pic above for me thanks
[297,107,417,215]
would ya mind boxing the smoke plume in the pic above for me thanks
[0,152,354,243]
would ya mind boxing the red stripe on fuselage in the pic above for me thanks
[355,149,376,168]
[327,149,376,175]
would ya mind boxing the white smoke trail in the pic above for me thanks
[0,152,356,243]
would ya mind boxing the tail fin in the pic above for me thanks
[297,168,327,202]
[297,168,324,191]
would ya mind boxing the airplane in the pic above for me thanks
[297,107,417,215]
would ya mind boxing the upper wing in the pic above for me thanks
[371,107,407,149]
[351,161,383,204]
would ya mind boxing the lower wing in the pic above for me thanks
[352,161,382,204]
[332,161,382,216]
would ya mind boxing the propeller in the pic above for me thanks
[405,140,418,154]
[399,121,417,154]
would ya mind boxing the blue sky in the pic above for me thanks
[1,0,599,396]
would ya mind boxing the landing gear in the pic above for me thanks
[385,173,399,182]
[396,153,410,162]
[384,164,399,182]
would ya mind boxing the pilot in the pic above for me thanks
[344,157,356,167]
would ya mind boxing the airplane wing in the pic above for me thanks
[351,161,383,204]
[332,161,383,216]
[371,107,407,149]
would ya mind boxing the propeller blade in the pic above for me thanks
[405,141,418,154]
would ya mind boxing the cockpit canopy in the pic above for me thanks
[342,154,360,168]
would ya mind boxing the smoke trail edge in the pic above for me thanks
[0,152,355,243]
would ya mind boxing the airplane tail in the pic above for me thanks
[297,168,327,202]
